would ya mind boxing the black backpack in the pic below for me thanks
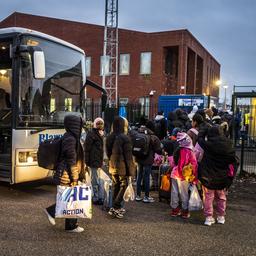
[37,136,63,170]
[132,131,151,158]
[154,120,162,138]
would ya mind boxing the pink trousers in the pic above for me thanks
[202,186,227,217]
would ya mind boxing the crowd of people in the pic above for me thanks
[44,105,238,233]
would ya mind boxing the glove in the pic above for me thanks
[70,181,78,187]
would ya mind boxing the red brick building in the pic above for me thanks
[0,12,220,104]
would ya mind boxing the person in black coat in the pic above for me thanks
[84,117,104,204]
[197,125,237,226]
[135,120,162,203]
[45,114,85,233]
[106,116,136,219]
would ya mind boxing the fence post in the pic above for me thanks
[240,132,245,175]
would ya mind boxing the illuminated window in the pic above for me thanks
[119,54,130,75]
[50,98,56,113]
[85,56,91,77]
[65,98,72,112]
[100,55,110,76]
[140,52,152,75]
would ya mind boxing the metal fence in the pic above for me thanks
[236,135,256,175]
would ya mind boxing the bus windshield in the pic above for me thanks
[18,36,85,128]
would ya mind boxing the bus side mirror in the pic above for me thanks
[14,45,46,79]
[101,94,107,112]
[33,50,45,79]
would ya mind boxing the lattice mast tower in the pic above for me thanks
[102,0,119,106]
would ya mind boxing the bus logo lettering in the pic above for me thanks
[39,133,63,144]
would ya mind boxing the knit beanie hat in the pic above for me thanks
[93,117,104,130]
[176,132,193,150]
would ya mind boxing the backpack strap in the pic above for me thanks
[189,128,199,136]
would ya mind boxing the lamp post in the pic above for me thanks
[223,85,228,110]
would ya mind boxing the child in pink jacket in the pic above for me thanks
[170,132,198,219]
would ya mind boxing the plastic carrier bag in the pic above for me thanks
[123,177,135,202]
[188,184,203,211]
[55,182,92,219]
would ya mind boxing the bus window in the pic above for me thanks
[17,36,84,127]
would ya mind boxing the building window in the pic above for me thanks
[85,56,91,77]
[119,97,129,105]
[139,97,150,117]
[140,52,152,75]
[50,98,55,113]
[65,98,72,112]
[119,54,130,75]
[100,55,110,76]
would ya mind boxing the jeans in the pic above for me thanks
[46,204,78,230]
[171,179,189,210]
[136,164,152,197]
[91,167,104,202]
[202,186,227,217]
[112,174,127,209]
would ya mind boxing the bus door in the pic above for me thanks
[0,40,12,181]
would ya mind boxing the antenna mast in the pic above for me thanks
[102,0,119,106]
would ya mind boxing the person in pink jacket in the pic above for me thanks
[170,132,198,219]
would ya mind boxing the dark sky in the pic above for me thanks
[1,0,256,102]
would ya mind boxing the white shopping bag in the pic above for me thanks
[123,177,135,202]
[188,184,203,211]
[55,183,92,219]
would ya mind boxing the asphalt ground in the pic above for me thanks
[0,178,255,256]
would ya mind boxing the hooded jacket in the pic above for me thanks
[198,127,236,189]
[54,115,84,186]
[84,128,104,168]
[106,117,136,177]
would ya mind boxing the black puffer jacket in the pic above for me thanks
[106,116,136,177]
[135,127,162,165]
[198,127,236,190]
[54,115,84,186]
[84,128,103,168]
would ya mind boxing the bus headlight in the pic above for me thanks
[18,151,38,164]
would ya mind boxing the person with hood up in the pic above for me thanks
[188,105,199,121]
[106,116,136,219]
[44,114,85,233]
[154,111,167,140]
[84,117,104,205]
[197,125,237,226]
[135,120,162,203]
[170,132,197,219]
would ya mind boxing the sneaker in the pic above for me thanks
[118,208,126,214]
[44,209,56,226]
[181,210,190,219]
[171,207,181,217]
[113,209,124,219]
[204,216,216,226]
[135,195,143,201]
[143,196,155,203]
[66,226,84,233]
[108,207,115,216]
[217,216,225,224]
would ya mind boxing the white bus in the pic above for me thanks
[0,27,106,184]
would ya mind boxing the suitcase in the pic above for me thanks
[158,163,171,202]
[98,168,113,211]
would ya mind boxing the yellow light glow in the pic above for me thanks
[0,69,7,75]
[215,80,222,86]
[1,46,6,50]
[27,156,34,164]
[26,39,39,46]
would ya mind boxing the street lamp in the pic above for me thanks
[223,85,228,110]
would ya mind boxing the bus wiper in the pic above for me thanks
[30,128,48,135]
[51,82,79,95]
